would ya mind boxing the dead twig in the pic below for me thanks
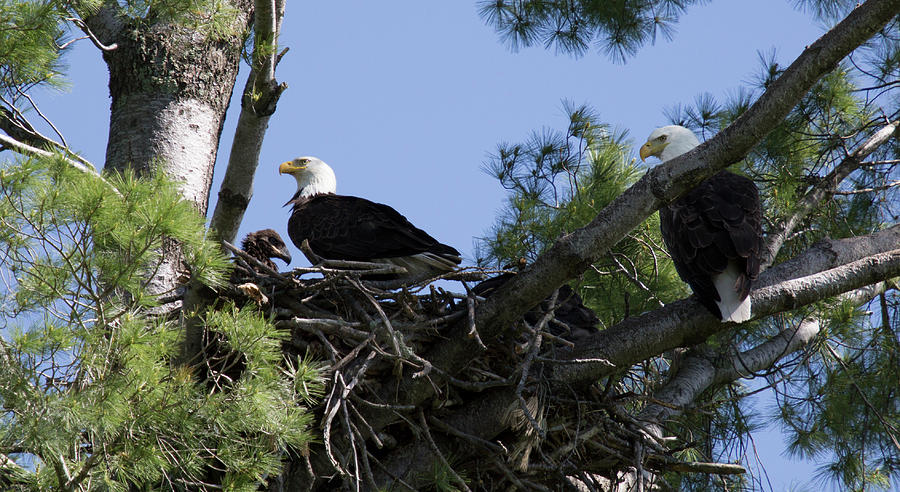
[417,409,472,492]
[464,284,487,350]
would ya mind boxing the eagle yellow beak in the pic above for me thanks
[279,160,305,175]
[639,140,667,162]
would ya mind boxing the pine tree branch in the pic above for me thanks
[0,133,119,196]
[638,318,821,426]
[373,244,900,488]
[762,120,899,269]
[361,0,900,436]
[0,452,31,485]
[823,343,900,453]
[208,0,288,243]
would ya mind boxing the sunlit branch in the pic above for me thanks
[208,0,287,242]
[0,101,95,170]
[67,16,118,51]
[762,120,898,269]
[832,179,900,195]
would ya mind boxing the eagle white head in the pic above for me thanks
[639,125,701,163]
[279,156,338,198]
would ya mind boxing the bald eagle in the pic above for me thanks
[241,229,292,272]
[640,125,762,323]
[229,229,292,286]
[279,157,462,279]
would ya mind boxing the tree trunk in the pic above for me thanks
[87,7,252,296]
[102,24,248,213]
[209,0,288,244]
[104,25,241,214]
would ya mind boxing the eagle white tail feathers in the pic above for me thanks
[713,263,752,323]
[377,252,461,277]
[410,252,462,273]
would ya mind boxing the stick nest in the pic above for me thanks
[211,245,746,490]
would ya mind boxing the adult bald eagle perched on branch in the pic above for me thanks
[640,125,762,323]
[279,157,462,279]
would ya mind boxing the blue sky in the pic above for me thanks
[33,0,836,488]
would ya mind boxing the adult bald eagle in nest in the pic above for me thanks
[279,157,462,279]
[640,125,762,323]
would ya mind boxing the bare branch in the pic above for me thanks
[17,91,69,149]
[762,120,899,268]
[0,105,93,170]
[363,0,900,438]
[67,17,118,51]
[0,133,119,196]
[647,458,746,476]
[831,179,900,195]
[209,0,288,242]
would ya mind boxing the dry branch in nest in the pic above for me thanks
[211,255,747,490]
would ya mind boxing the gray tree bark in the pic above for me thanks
[349,1,900,488]
[209,0,288,244]
[85,1,252,297]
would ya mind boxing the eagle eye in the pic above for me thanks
[657,135,667,142]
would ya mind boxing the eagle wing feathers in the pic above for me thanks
[660,171,762,318]
[288,194,461,263]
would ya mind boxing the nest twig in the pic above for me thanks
[213,258,747,489]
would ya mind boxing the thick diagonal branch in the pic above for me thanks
[762,120,899,269]
[209,0,288,242]
[363,0,900,433]
[374,244,900,488]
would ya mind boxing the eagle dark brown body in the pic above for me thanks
[279,156,461,280]
[641,125,763,322]
[659,171,762,320]
[240,228,292,272]
[286,193,460,264]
